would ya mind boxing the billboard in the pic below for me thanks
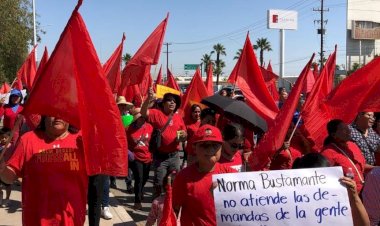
[351,20,380,40]
[268,10,298,30]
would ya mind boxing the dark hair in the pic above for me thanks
[222,123,244,141]
[278,87,287,95]
[190,104,201,113]
[374,112,380,129]
[8,94,23,105]
[200,108,216,120]
[292,153,330,169]
[37,116,47,131]
[0,128,11,137]
[323,119,344,146]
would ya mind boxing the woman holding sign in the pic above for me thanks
[321,119,366,192]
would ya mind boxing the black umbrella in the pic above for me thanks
[201,94,267,132]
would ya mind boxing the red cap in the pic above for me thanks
[192,125,223,144]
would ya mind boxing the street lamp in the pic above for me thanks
[32,0,37,59]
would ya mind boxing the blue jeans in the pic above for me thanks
[102,176,110,207]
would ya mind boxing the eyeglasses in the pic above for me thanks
[229,143,245,149]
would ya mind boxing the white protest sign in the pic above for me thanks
[213,167,353,226]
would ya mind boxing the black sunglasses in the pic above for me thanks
[229,143,245,149]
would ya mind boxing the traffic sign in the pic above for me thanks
[184,64,199,70]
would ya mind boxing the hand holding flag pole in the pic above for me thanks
[0,116,23,162]
[286,115,302,144]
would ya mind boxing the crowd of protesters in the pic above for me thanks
[0,85,379,226]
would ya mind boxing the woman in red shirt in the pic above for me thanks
[127,110,153,210]
[321,119,366,192]
[0,116,88,226]
[0,89,23,141]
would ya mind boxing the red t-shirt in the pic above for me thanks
[185,121,201,155]
[0,104,23,129]
[186,120,201,140]
[219,151,244,172]
[322,141,366,192]
[7,131,88,226]
[148,109,186,153]
[127,122,153,163]
[172,162,237,226]
[270,147,303,170]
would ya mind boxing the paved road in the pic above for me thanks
[111,171,156,226]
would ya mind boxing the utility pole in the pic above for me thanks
[163,42,172,79]
[313,0,329,71]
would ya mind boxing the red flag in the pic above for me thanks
[205,63,214,96]
[22,0,127,176]
[16,45,37,91]
[158,183,177,226]
[166,69,180,91]
[121,66,152,107]
[229,33,279,123]
[267,61,274,73]
[249,54,315,170]
[34,46,49,87]
[325,56,380,123]
[0,83,11,94]
[181,68,208,118]
[103,34,125,93]
[139,66,153,104]
[12,78,23,90]
[119,14,168,87]
[302,69,316,94]
[260,66,279,101]
[154,65,163,92]
[300,47,337,150]
[313,63,319,79]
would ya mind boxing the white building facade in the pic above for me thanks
[347,0,380,70]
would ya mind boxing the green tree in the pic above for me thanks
[213,60,225,78]
[122,53,132,66]
[201,53,214,73]
[211,43,226,86]
[253,38,272,67]
[233,49,242,60]
[0,0,39,83]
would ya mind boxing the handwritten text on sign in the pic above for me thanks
[212,167,353,226]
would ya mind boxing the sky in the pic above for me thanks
[35,0,349,78]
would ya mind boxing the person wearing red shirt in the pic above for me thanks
[141,89,187,198]
[184,104,201,166]
[0,116,88,226]
[173,124,236,226]
[0,89,24,142]
[127,109,153,210]
[219,123,245,172]
[321,119,366,192]
[270,123,309,170]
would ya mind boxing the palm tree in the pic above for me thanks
[214,60,225,78]
[122,53,132,66]
[211,43,226,86]
[201,53,214,73]
[233,49,242,60]
[253,38,272,67]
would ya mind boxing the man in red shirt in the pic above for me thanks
[141,88,187,197]
[173,124,236,226]
[0,116,88,226]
